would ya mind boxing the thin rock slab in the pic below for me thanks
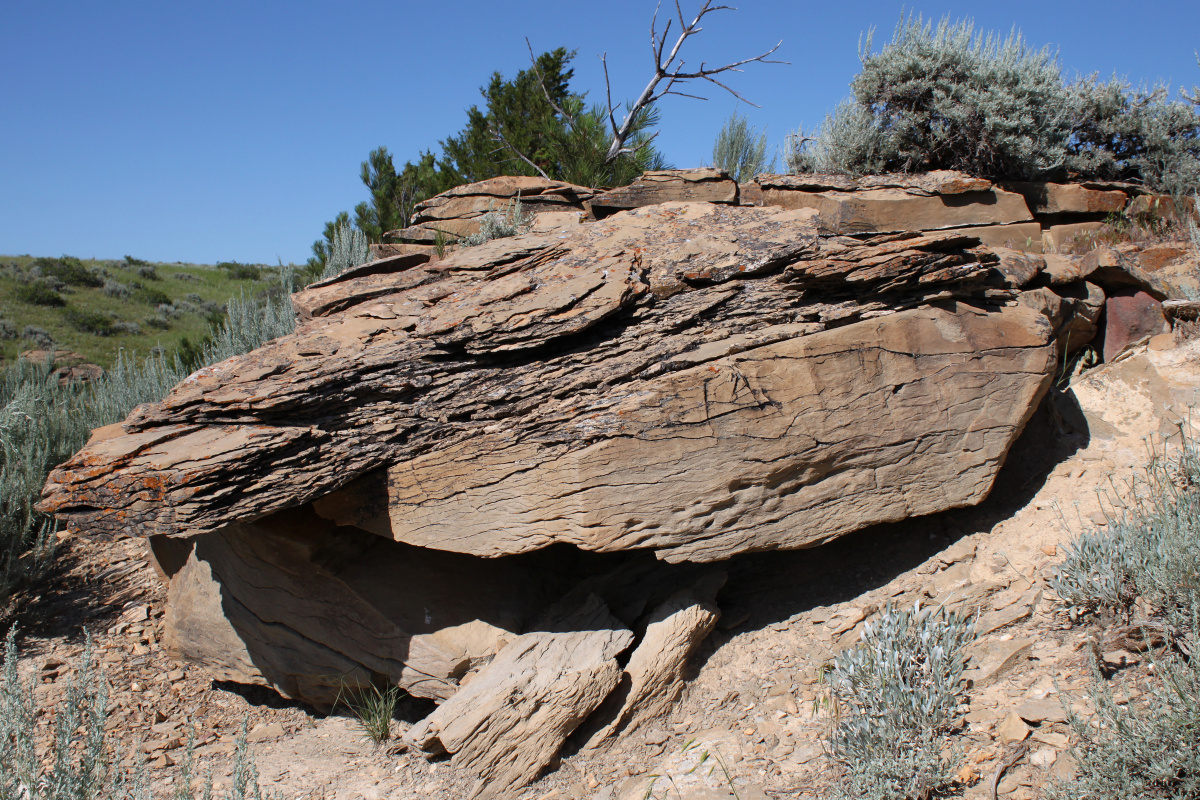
[756,170,993,195]
[589,169,739,218]
[581,586,721,748]
[407,594,634,799]
[759,187,1033,235]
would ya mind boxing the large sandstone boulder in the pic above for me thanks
[42,197,1066,797]
[42,203,1055,564]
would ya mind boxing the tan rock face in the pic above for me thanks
[41,202,1055,567]
[589,169,739,218]
[380,302,1055,562]
[1001,182,1128,215]
[760,187,1033,235]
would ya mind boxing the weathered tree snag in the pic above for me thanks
[41,202,1055,566]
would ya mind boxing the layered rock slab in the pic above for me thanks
[407,594,634,799]
[43,203,1054,565]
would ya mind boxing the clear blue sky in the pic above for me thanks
[2,1,1197,265]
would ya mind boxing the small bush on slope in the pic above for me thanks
[712,110,774,183]
[1,628,279,800]
[459,198,534,247]
[823,602,975,800]
[789,14,1200,194]
[1049,422,1200,799]
[318,222,370,283]
[1050,421,1200,623]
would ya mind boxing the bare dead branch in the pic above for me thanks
[525,38,574,125]
[601,56,619,137]
[488,123,551,180]
[602,1,787,164]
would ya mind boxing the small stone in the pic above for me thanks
[1015,698,1068,724]
[996,712,1031,743]
[130,682,143,693]
[247,722,285,743]
[964,639,1035,687]
[166,669,185,681]
[1029,746,1058,768]
[643,729,669,746]
[1048,752,1079,781]
[1102,649,1139,667]
[1032,731,1069,748]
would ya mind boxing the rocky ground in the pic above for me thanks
[10,333,1200,799]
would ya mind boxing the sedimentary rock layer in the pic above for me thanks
[42,202,1055,564]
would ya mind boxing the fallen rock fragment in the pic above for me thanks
[996,711,1031,743]
[964,638,1035,687]
[407,595,634,799]
[582,586,721,747]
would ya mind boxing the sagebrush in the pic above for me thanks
[1,628,279,799]
[1050,420,1200,624]
[318,223,370,283]
[1049,421,1200,798]
[789,13,1200,194]
[712,110,774,183]
[823,602,975,800]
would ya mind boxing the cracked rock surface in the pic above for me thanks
[41,201,1055,564]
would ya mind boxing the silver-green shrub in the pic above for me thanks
[789,14,1200,194]
[1048,422,1200,799]
[460,198,534,247]
[824,602,975,800]
[787,101,895,176]
[319,222,370,282]
[1050,422,1200,623]
[1049,645,1200,800]
[711,110,774,182]
[1,628,278,800]
[202,269,296,366]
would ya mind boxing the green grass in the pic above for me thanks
[0,255,297,369]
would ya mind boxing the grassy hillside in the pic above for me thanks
[0,254,294,369]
